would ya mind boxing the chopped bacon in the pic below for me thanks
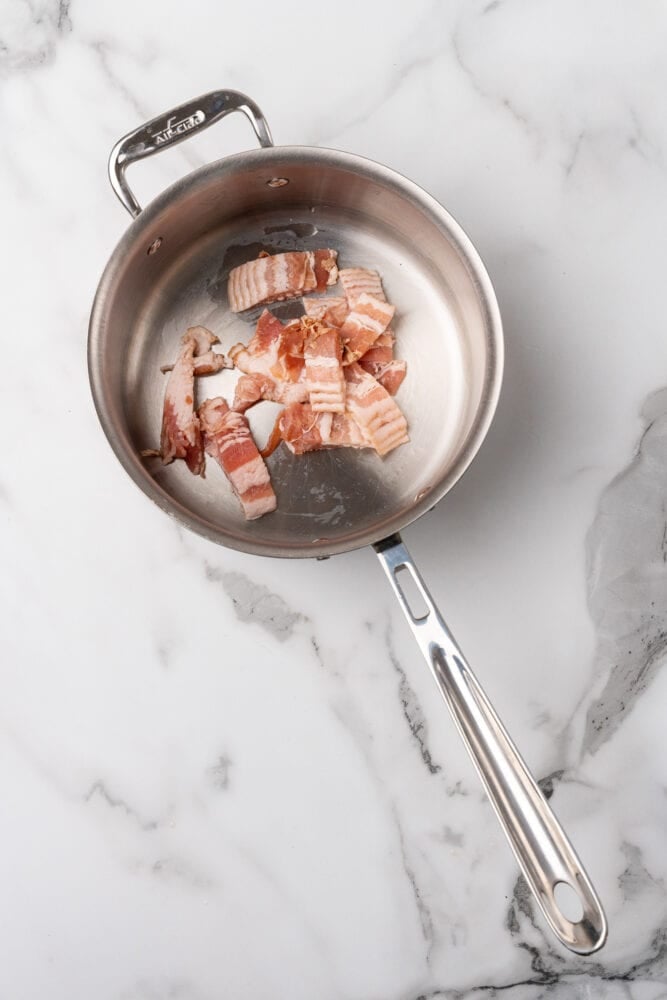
[358,331,407,395]
[160,326,220,476]
[304,325,345,413]
[229,310,305,383]
[344,363,409,457]
[157,249,410,514]
[327,411,367,448]
[229,309,283,376]
[303,296,349,327]
[339,293,395,364]
[358,331,394,373]
[160,350,231,376]
[191,350,233,375]
[277,403,322,455]
[339,268,386,305]
[313,249,339,291]
[376,360,407,396]
[199,397,276,520]
[228,250,338,312]
[275,320,305,382]
[233,372,309,413]
[277,403,368,455]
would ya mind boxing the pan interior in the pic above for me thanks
[91,151,500,557]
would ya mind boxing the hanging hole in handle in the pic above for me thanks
[553,881,585,923]
[267,177,289,188]
[394,565,430,622]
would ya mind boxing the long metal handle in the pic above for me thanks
[108,89,273,217]
[374,532,607,955]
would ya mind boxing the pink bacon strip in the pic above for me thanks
[358,332,407,395]
[160,326,222,476]
[228,309,283,376]
[313,249,339,292]
[340,293,395,364]
[375,360,407,395]
[199,397,276,520]
[302,296,349,327]
[229,310,306,383]
[358,331,394,372]
[304,325,345,413]
[233,372,309,413]
[277,403,367,455]
[228,250,338,312]
[344,363,409,457]
[339,267,386,305]
[339,269,403,377]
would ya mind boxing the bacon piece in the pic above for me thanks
[229,309,283,376]
[229,310,305,383]
[339,293,395,364]
[277,403,322,455]
[313,249,339,291]
[160,326,219,475]
[358,331,394,373]
[233,372,309,413]
[228,250,338,312]
[160,350,231,376]
[344,363,409,457]
[304,325,345,413]
[358,331,407,395]
[275,320,305,382]
[302,296,349,327]
[326,411,367,448]
[277,403,367,455]
[376,360,407,396]
[199,397,276,520]
[191,350,232,375]
[339,268,386,305]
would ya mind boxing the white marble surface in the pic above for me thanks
[2,0,667,996]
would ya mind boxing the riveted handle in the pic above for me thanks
[374,532,608,955]
[108,89,273,217]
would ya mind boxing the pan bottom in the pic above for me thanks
[123,204,472,554]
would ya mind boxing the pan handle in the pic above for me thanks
[108,89,273,218]
[374,532,607,955]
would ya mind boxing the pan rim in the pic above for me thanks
[89,144,504,559]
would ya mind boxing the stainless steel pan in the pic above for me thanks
[89,89,607,953]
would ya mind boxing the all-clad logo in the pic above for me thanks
[152,110,205,145]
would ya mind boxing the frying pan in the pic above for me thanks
[89,89,607,953]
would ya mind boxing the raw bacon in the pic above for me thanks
[339,293,395,364]
[358,331,407,395]
[233,372,309,413]
[199,397,277,520]
[277,403,368,455]
[228,309,283,376]
[313,249,339,292]
[358,331,394,373]
[339,268,386,305]
[228,250,338,312]
[375,360,407,396]
[157,249,409,518]
[160,350,231,376]
[160,326,221,476]
[274,320,306,382]
[303,296,349,327]
[304,325,346,414]
[344,363,409,457]
[229,310,305,383]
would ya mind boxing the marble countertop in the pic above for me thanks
[3,1,667,997]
